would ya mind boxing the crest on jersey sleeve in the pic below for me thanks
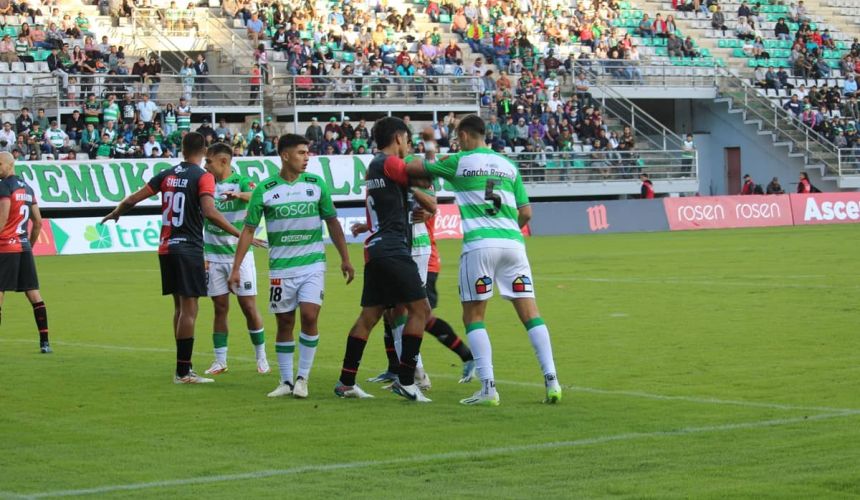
[475,276,493,294]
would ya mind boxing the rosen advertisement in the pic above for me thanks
[14,156,455,208]
[663,195,794,231]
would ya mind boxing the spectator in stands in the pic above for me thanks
[12,134,30,159]
[682,133,694,171]
[637,13,654,39]
[305,117,323,153]
[46,22,63,48]
[180,57,195,101]
[794,54,812,78]
[0,34,16,63]
[0,0,11,16]
[842,76,858,98]
[667,34,683,58]
[766,177,785,194]
[148,56,162,102]
[640,173,655,199]
[735,17,755,41]
[246,12,264,46]
[774,18,791,41]
[711,6,728,37]
[46,46,69,89]
[195,54,210,105]
[143,135,162,158]
[214,118,231,142]
[784,94,803,116]
[15,33,32,62]
[75,12,95,39]
[65,109,84,144]
[44,120,70,160]
[249,63,262,105]
[575,72,592,106]
[136,93,159,127]
[0,122,14,153]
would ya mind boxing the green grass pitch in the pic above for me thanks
[1,225,859,498]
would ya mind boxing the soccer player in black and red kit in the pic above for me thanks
[102,133,243,384]
[0,151,51,353]
[335,117,433,402]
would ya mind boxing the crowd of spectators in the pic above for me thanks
[778,80,860,147]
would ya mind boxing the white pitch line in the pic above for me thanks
[13,410,860,499]
[537,275,860,290]
[2,338,857,414]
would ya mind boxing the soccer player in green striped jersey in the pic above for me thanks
[407,115,562,406]
[230,134,355,399]
[201,143,270,377]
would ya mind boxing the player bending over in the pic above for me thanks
[335,117,432,402]
[406,114,562,406]
[102,132,243,384]
[0,151,51,353]
[201,143,270,376]
[230,134,354,399]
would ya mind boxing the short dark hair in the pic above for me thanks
[277,134,310,154]
[207,142,232,158]
[457,114,486,138]
[181,131,206,156]
[372,117,410,149]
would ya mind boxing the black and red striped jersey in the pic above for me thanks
[146,162,216,256]
[0,175,35,253]
[363,152,412,261]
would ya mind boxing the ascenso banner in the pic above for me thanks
[663,195,794,231]
[13,156,455,208]
[789,192,860,225]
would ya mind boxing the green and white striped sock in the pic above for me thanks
[297,332,319,380]
[249,328,266,360]
[213,332,228,364]
[275,342,295,385]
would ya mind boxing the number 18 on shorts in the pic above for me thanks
[269,272,325,313]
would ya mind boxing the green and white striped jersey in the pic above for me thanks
[410,187,433,257]
[204,172,255,262]
[425,147,528,252]
[245,172,336,278]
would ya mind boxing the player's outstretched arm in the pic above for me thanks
[201,195,241,238]
[325,217,354,285]
[29,203,42,243]
[222,191,252,202]
[411,187,437,214]
[405,156,430,179]
[101,186,153,223]
[228,225,256,291]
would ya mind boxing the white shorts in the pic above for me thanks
[412,252,430,286]
[268,271,324,314]
[207,255,257,297]
[458,247,535,302]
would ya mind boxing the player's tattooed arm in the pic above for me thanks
[201,195,241,238]
[29,203,42,243]
[411,187,436,214]
[325,217,355,285]
[101,186,153,223]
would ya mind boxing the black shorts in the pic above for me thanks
[159,253,206,297]
[361,255,427,308]
[0,251,39,292]
[426,271,439,309]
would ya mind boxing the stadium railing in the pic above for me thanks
[512,149,697,183]
[837,149,860,177]
[30,73,264,119]
[714,71,840,175]
[267,75,480,114]
[576,60,720,88]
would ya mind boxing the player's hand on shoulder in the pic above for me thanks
[222,191,240,200]
[342,260,355,285]
[350,222,369,237]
